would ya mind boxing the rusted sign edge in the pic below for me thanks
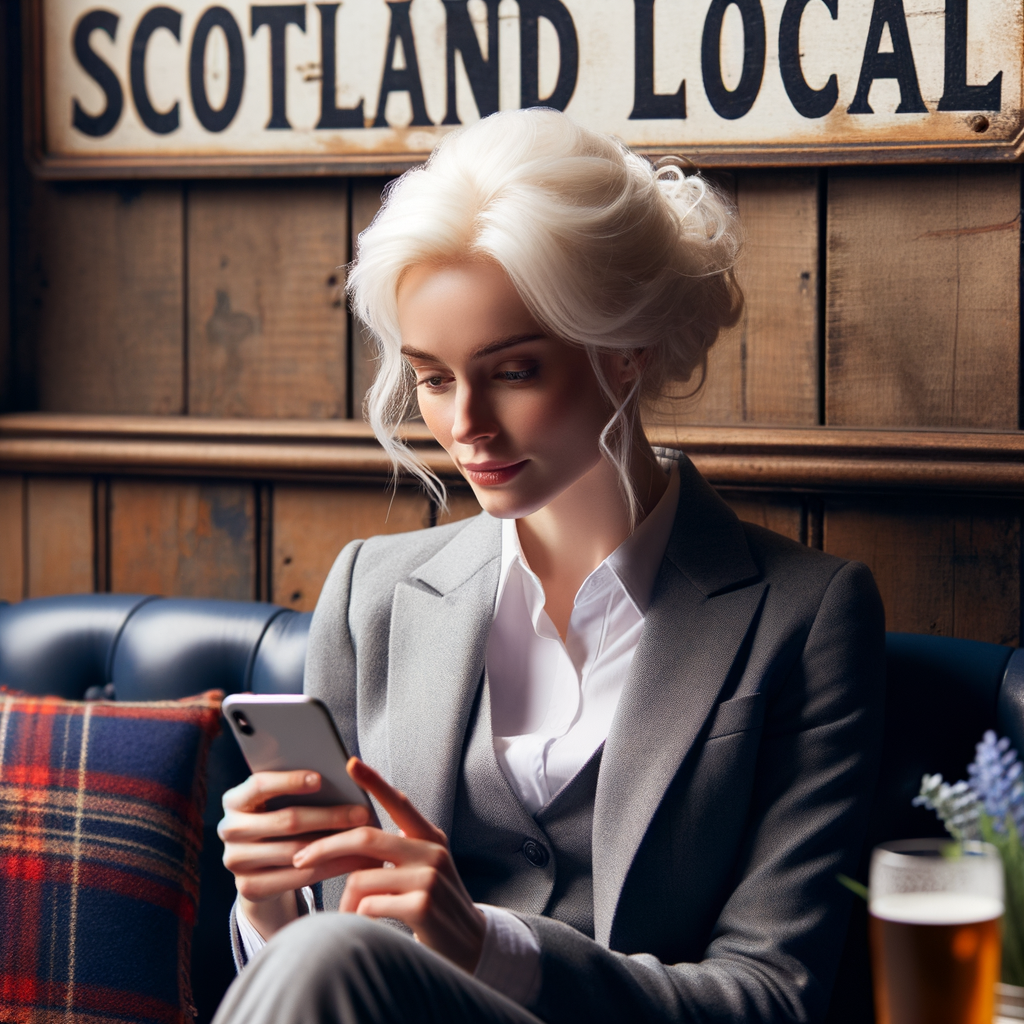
[23,139,1024,179]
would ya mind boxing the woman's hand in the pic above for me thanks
[218,769,380,939]
[293,758,487,974]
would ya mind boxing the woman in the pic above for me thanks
[215,109,885,1024]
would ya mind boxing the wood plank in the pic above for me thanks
[350,178,392,419]
[25,477,94,597]
[108,479,255,599]
[187,183,348,418]
[823,498,1020,646]
[27,182,184,414]
[272,485,430,611]
[0,476,24,602]
[720,491,804,544]
[649,170,819,427]
[6,415,1024,494]
[826,167,1020,429]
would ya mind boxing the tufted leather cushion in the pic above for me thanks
[0,594,152,699]
[111,600,289,701]
[252,610,314,694]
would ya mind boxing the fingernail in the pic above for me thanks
[305,773,318,787]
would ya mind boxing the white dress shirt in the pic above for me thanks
[237,466,681,1007]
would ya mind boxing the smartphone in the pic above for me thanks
[222,693,370,810]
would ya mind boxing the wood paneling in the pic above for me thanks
[349,178,391,419]
[722,492,804,544]
[10,415,1024,494]
[272,484,429,610]
[826,167,1020,429]
[187,183,349,418]
[0,476,24,601]
[27,183,184,415]
[25,477,93,597]
[824,499,1021,646]
[109,480,255,599]
[652,171,820,427]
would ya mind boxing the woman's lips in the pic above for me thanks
[460,460,528,486]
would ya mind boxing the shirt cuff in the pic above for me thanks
[235,888,318,964]
[473,904,542,1007]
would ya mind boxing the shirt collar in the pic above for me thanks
[493,464,681,618]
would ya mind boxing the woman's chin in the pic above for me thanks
[465,485,549,522]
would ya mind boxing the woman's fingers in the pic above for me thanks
[338,865,440,913]
[224,839,309,873]
[222,769,322,812]
[218,802,369,843]
[234,867,324,903]
[346,758,447,845]
[292,824,442,870]
[341,864,487,973]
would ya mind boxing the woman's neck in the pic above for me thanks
[515,436,670,639]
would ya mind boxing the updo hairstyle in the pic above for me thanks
[348,108,743,516]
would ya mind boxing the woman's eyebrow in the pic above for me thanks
[472,334,545,358]
[400,334,545,362]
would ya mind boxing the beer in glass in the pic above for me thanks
[869,839,1003,1024]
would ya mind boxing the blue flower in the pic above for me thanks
[967,730,1024,836]
[915,773,981,840]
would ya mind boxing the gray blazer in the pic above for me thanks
[305,452,885,1024]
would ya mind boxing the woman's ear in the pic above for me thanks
[601,348,646,396]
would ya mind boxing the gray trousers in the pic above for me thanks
[212,914,545,1024]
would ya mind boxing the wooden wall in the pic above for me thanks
[1,8,1021,645]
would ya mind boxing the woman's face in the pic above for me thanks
[397,262,618,520]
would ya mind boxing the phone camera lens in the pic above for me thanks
[232,710,254,736]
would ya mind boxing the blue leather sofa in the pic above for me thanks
[1,593,1022,1024]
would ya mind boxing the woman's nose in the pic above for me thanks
[450,385,498,445]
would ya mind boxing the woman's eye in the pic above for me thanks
[498,367,537,383]
[417,375,449,389]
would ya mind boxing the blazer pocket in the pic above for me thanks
[706,693,766,740]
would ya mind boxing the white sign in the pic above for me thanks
[27,0,1024,176]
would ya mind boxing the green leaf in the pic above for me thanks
[837,874,869,901]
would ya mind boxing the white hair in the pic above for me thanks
[348,108,743,517]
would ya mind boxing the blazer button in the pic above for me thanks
[522,839,549,868]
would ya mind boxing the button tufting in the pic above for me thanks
[522,839,550,868]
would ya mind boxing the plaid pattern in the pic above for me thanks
[0,691,222,1024]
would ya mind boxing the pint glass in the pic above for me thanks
[869,839,1004,1024]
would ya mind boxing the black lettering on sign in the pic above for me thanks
[316,4,364,128]
[72,9,123,137]
[251,5,307,129]
[938,0,1001,111]
[848,0,926,112]
[779,0,837,118]
[701,0,765,119]
[519,0,578,110]
[131,6,181,134]
[442,0,500,125]
[190,7,246,132]
[374,1,433,126]
[630,0,685,120]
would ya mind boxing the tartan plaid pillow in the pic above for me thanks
[0,690,222,1024]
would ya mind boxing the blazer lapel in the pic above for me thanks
[384,512,502,837]
[592,455,766,946]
